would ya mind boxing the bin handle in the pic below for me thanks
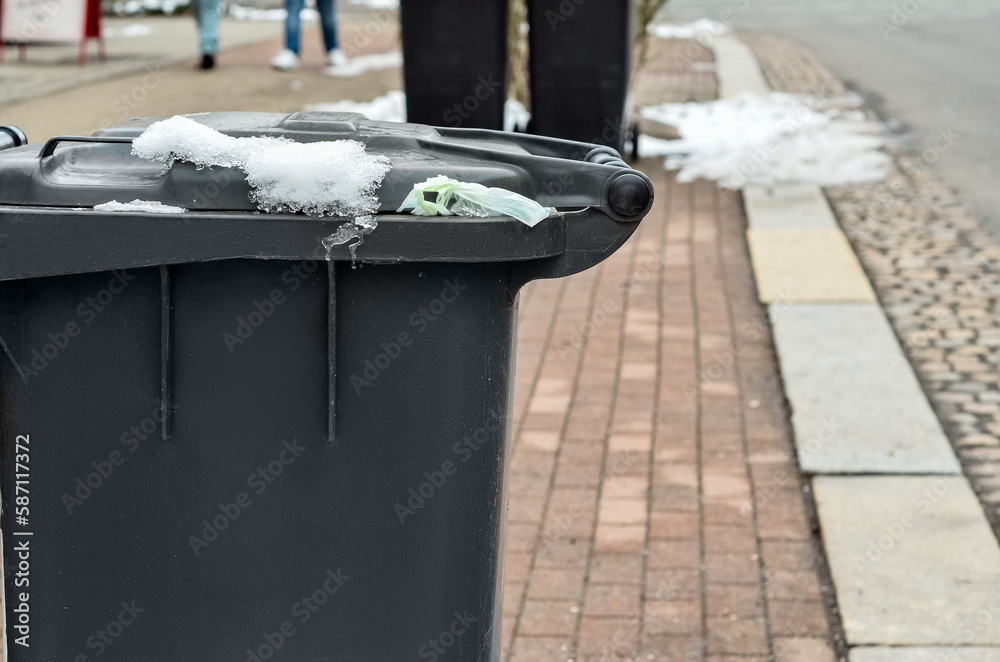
[39,136,134,159]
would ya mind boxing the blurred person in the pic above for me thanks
[271,0,348,71]
[191,0,220,70]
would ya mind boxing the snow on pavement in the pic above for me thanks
[305,91,407,123]
[305,93,532,132]
[324,52,403,78]
[647,19,729,41]
[640,92,890,188]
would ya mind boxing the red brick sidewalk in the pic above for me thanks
[502,168,842,661]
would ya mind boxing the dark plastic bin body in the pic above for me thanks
[400,0,508,130]
[528,0,633,151]
[0,113,651,661]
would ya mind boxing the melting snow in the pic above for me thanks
[647,19,729,41]
[639,92,889,188]
[228,4,318,21]
[95,199,187,213]
[305,92,532,132]
[323,215,378,267]
[104,24,153,38]
[305,91,407,123]
[325,51,403,78]
[504,99,531,133]
[132,116,391,217]
[347,0,397,7]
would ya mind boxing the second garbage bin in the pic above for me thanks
[400,0,508,130]
[0,112,652,661]
[529,0,634,151]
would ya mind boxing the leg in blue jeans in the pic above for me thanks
[285,0,305,54]
[316,0,338,53]
[192,0,220,54]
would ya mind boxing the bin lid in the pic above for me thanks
[0,112,651,222]
[0,113,653,284]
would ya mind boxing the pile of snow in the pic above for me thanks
[306,91,406,123]
[639,92,889,188]
[325,51,402,78]
[504,99,531,133]
[106,0,188,16]
[132,116,391,217]
[305,92,533,132]
[228,5,318,21]
[347,0,397,7]
[647,19,729,41]
[95,200,187,213]
[103,23,153,38]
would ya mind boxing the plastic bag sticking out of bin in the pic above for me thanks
[0,112,652,662]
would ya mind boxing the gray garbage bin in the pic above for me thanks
[528,0,635,151]
[0,112,652,661]
[400,0,508,130]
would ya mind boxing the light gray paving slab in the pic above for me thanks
[815,476,1000,646]
[769,303,960,474]
[851,648,1000,662]
[744,184,839,230]
[711,35,770,98]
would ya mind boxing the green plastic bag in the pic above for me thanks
[397,175,550,227]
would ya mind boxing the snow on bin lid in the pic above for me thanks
[0,112,652,223]
[131,115,392,217]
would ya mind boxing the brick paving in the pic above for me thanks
[744,32,1000,535]
[502,165,842,660]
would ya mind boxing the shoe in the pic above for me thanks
[271,49,300,71]
[199,53,215,70]
[326,48,349,67]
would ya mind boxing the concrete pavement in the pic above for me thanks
[0,13,401,141]
[0,4,400,112]
[0,16,278,107]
